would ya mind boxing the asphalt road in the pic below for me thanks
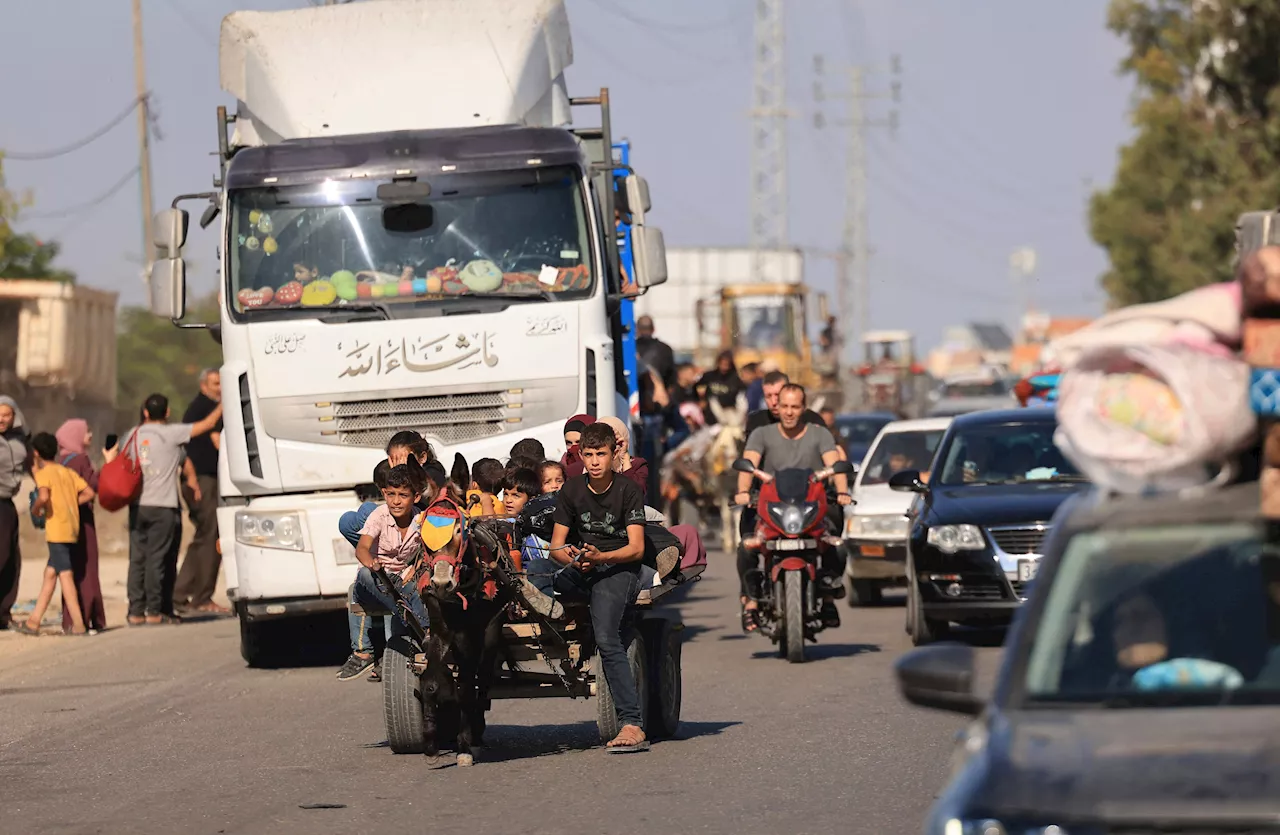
[0,556,1004,835]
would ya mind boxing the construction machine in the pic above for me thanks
[695,283,841,409]
[850,330,929,417]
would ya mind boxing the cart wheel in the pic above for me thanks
[595,633,648,744]
[642,618,683,740]
[383,636,426,754]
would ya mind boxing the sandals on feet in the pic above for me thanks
[145,614,182,626]
[14,622,40,637]
[127,615,147,627]
[740,605,759,634]
[606,725,650,754]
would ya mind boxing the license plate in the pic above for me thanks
[860,544,885,557]
[333,537,358,566]
[771,538,815,551]
[1017,559,1039,582]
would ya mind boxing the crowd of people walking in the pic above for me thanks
[1,369,226,635]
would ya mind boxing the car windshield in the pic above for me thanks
[729,295,803,353]
[836,416,893,446]
[227,166,593,320]
[942,379,1008,398]
[1023,521,1280,706]
[860,429,945,486]
[935,421,1084,486]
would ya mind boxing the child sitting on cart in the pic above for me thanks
[547,422,652,754]
[336,461,433,682]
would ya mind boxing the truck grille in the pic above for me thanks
[254,377,578,451]
[334,391,510,449]
[987,525,1048,556]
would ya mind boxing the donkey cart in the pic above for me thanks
[381,564,701,755]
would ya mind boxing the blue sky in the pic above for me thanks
[0,0,1132,349]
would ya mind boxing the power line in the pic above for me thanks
[23,167,140,221]
[160,0,217,48]
[2,97,144,161]
[585,0,742,34]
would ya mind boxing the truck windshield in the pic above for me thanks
[227,166,594,319]
[1023,521,1280,707]
[729,294,802,353]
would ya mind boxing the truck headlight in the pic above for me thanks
[926,524,985,554]
[847,514,910,540]
[236,511,305,551]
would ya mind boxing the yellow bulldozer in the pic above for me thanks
[694,283,842,409]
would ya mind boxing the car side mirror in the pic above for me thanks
[831,460,854,476]
[888,469,928,493]
[624,174,652,223]
[894,644,983,716]
[732,458,756,474]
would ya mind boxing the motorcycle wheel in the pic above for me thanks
[783,570,806,664]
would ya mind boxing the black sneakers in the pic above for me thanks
[336,653,375,681]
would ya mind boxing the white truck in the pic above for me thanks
[145,0,668,665]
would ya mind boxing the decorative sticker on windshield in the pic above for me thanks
[337,332,499,378]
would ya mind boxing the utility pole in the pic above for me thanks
[1009,247,1037,341]
[749,0,788,282]
[131,0,154,277]
[813,55,900,364]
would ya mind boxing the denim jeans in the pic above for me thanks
[348,566,429,655]
[639,414,666,502]
[339,502,378,548]
[341,503,384,655]
[585,564,644,728]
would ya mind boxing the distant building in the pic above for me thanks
[927,322,1013,378]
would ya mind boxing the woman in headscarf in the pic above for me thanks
[560,414,596,480]
[0,396,29,630]
[598,415,650,499]
[55,419,111,632]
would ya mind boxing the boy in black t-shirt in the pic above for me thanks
[549,422,650,754]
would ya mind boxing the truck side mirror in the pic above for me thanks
[624,174,651,224]
[152,208,189,259]
[631,225,668,289]
[148,258,187,320]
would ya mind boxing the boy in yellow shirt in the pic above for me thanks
[16,433,95,636]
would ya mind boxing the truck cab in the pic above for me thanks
[143,0,668,664]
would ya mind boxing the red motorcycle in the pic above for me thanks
[734,457,854,663]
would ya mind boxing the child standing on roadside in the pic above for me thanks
[16,433,96,636]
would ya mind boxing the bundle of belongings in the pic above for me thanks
[1045,277,1258,495]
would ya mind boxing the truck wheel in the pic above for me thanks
[641,618,682,741]
[383,636,426,754]
[238,610,275,668]
[595,633,648,744]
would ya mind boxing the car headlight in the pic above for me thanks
[236,511,305,551]
[768,502,819,535]
[926,524,985,554]
[847,514,910,540]
[942,820,1068,835]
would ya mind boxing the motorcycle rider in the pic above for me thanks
[735,383,851,633]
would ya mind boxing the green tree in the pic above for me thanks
[1092,0,1280,306]
[0,154,74,281]
[116,293,223,427]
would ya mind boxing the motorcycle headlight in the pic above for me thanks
[236,511,305,551]
[926,524,985,554]
[768,502,819,535]
[847,514,910,540]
